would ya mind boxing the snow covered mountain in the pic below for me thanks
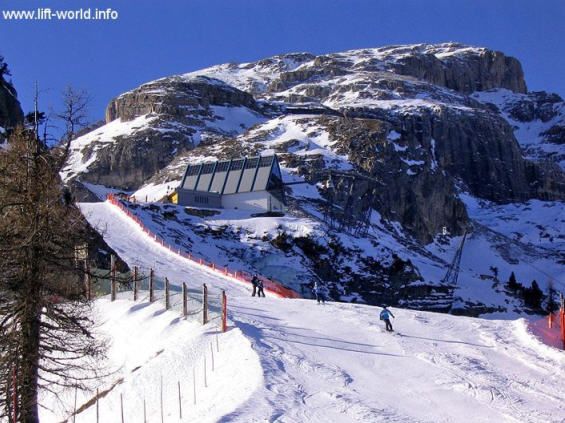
[62,43,565,315]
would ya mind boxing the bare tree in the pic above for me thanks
[54,86,91,171]
[0,127,106,422]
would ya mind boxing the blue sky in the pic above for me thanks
[1,0,564,131]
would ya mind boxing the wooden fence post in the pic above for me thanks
[221,290,227,333]
[84,260,91,301]
[210,343,215,372]
[202,284,208,325]
[143,396,146,423]
[11,365,17,423]
[192,367,196,405]
[149,268,154,303]
[73,387,77,423]
[133,266,138,301]
[160,375,164,423]
[203,355,207,388]
[182,283,188,318]
[120,393,124,423]
[178,381,182,419]
[110,254,116,301]
[165,278,170,310]
[561,294,565,350]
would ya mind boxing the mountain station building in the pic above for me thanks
[176,155,286,213]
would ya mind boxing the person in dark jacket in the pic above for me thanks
[257,278,266,297]
[251,274,259,297]
[313,282,327,304]
[380,306,395,332]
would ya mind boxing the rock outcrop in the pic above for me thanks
[64,76,266,190]
[105,76,259,123]
[0,75,24,141]
[389,44,527,94]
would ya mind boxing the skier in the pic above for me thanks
[380,306,395,332]
[251,274,259,297]
[257,278,266,298]
[313,281,326,304]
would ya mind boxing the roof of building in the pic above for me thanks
[179,155,283,195]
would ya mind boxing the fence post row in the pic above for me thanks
[149,268,154,303]
[110,254,116,302]
[202,284,208,325]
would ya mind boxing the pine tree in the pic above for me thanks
[0,127,106,422]
[506,271,520,291]
[546,282,558,313]
[523,280,544,309]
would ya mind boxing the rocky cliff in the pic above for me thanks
[62,76,266,189]
[0,74,24,142]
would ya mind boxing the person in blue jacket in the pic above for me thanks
[257,278,266,298]
[380,306,395,332]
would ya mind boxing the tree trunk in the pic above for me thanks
[19,292,41,423]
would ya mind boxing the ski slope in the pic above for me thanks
[62,201,565,423]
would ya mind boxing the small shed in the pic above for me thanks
[177,155,286,213]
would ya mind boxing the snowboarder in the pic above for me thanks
[251,274,259,297]
[380,306,395,332]
[257,278,266,297]
[313,282,326,304]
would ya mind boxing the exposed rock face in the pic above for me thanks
[105,76,259,123]
[507,92,562,122]
[80,124,194,189]
[472,89,565,170]
[64,76,266,190]
[0,76,24,141]
[389,44,527,94]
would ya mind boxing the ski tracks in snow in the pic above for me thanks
[81,202,565,423]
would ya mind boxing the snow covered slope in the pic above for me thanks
[48,201,565,423]
[40,298,262,423]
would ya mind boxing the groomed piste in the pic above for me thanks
[39,200,565,423]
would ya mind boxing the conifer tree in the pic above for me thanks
[506,271,520,291]
[0,127,106,422]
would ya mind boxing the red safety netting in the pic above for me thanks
[528,309,565,350]
[106,194,301,299]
